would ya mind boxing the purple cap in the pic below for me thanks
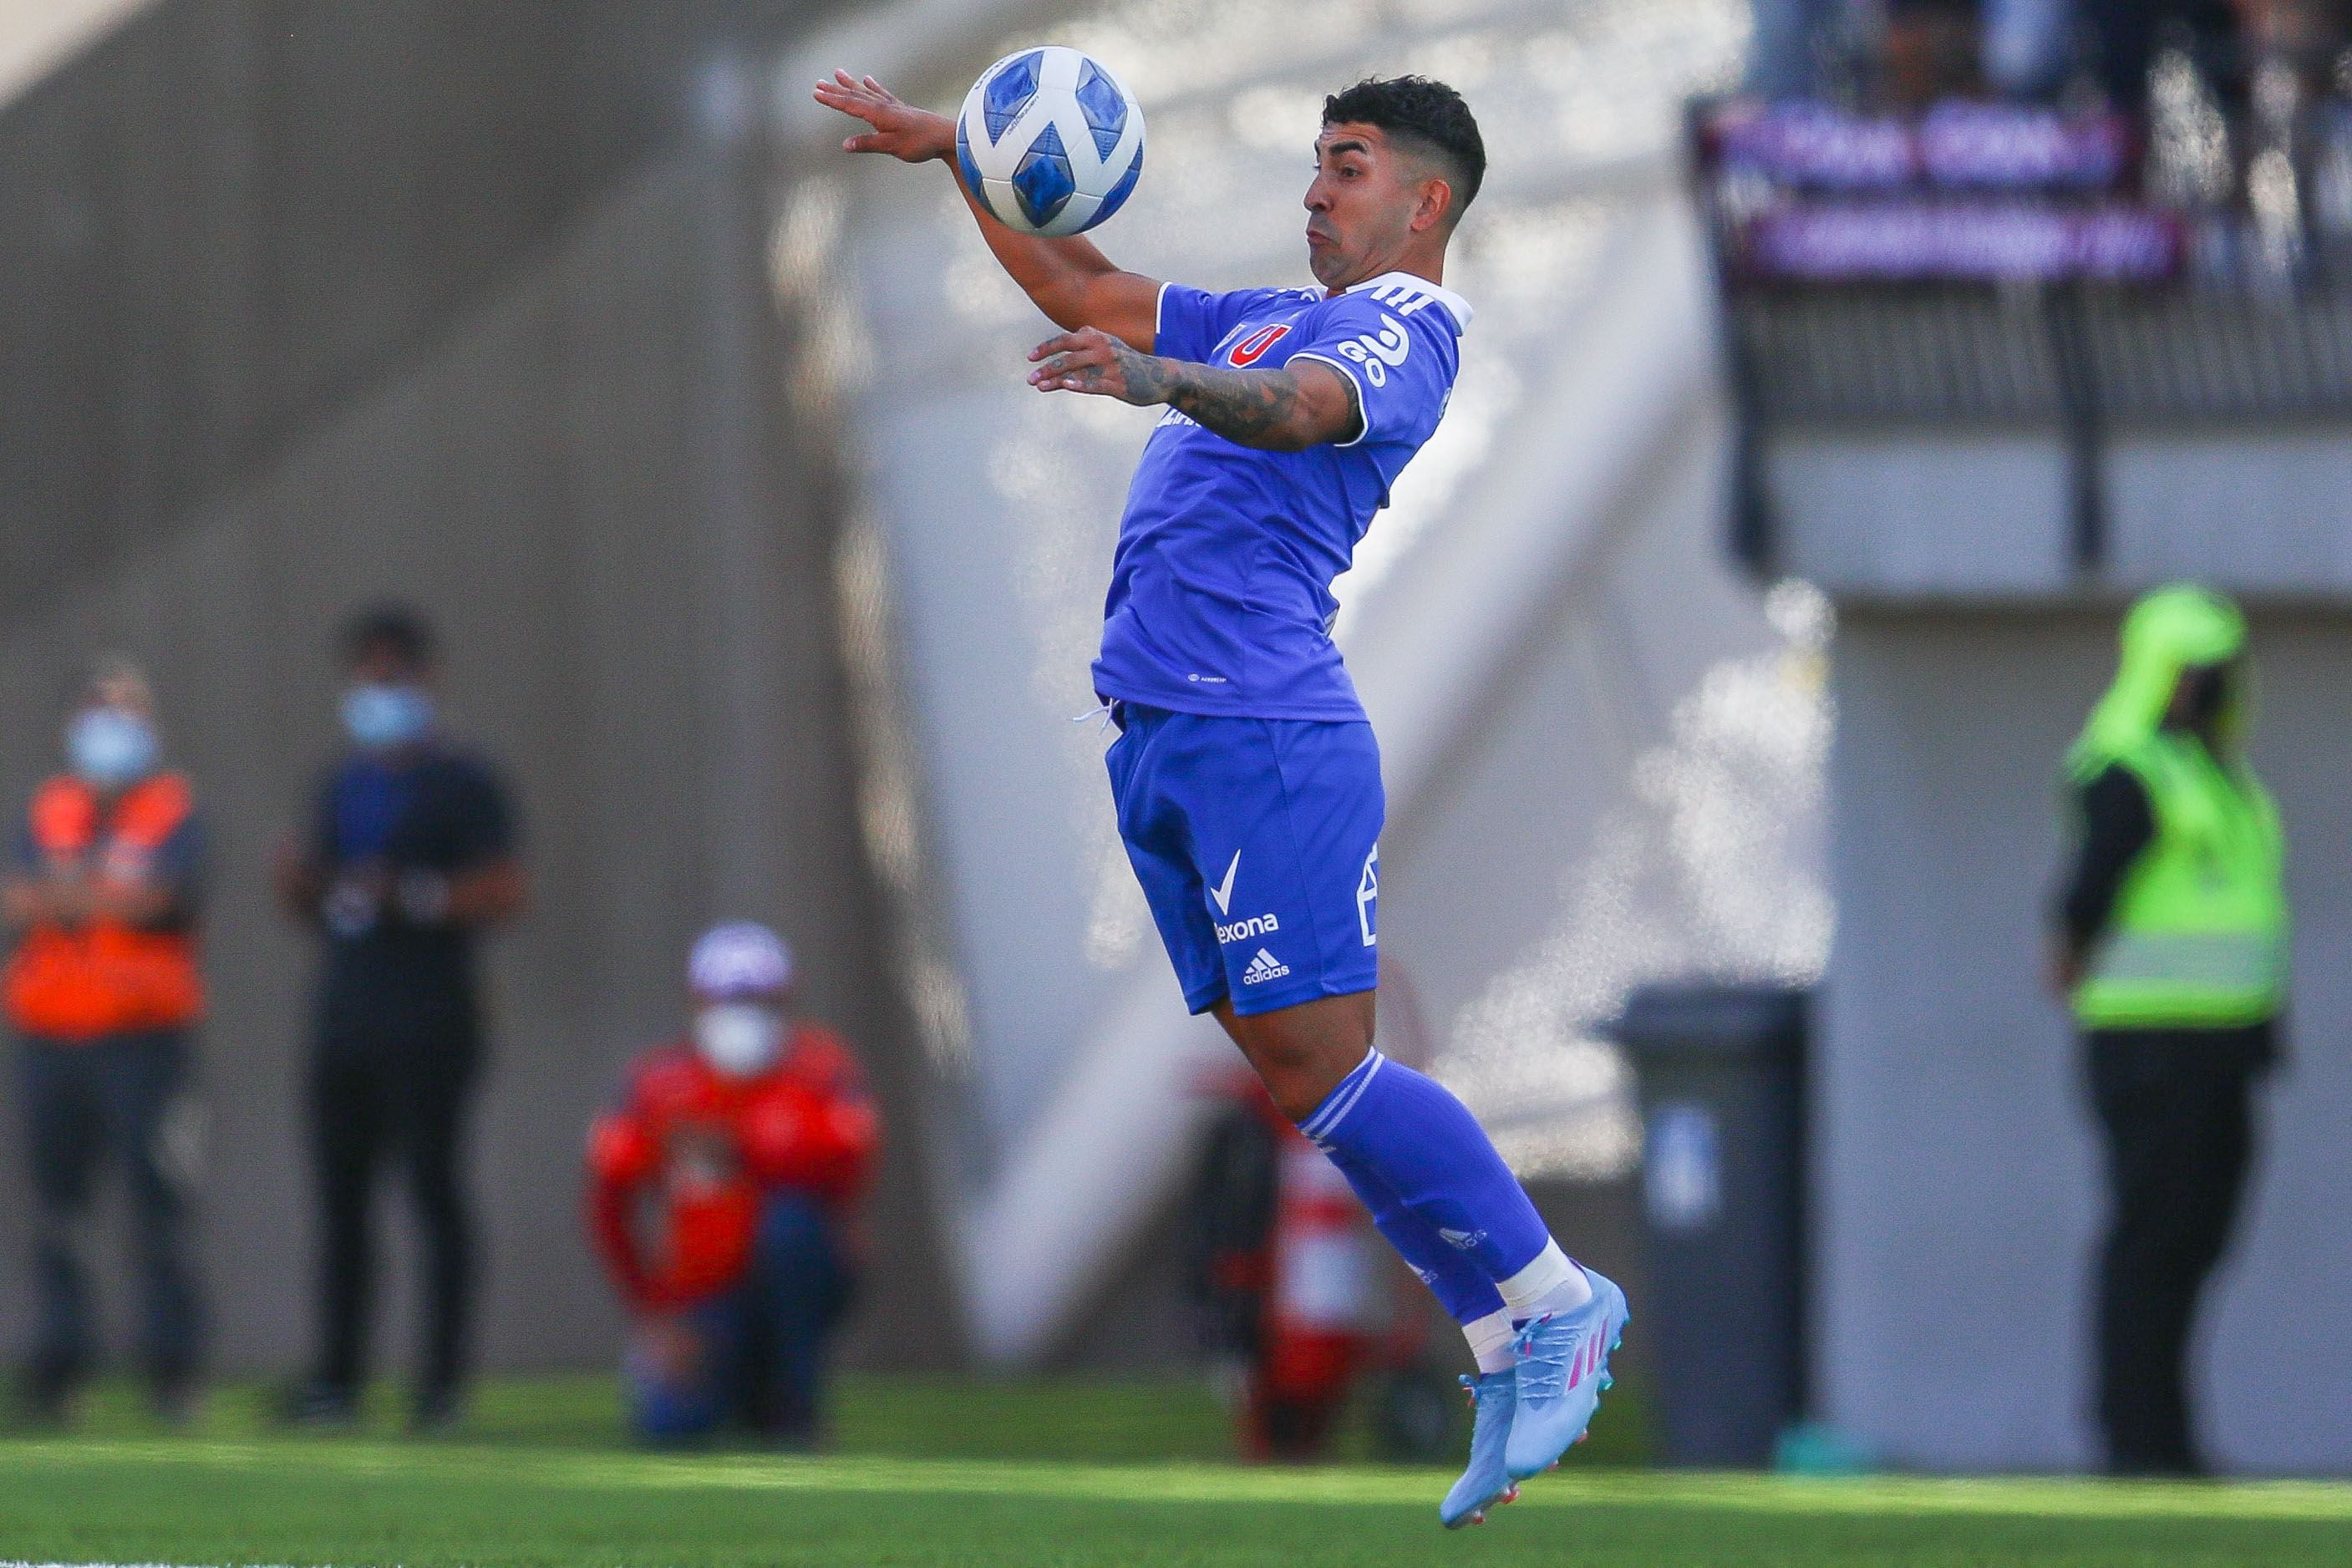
[688,921,795,1000]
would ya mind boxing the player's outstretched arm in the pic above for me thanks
[815,70,1161,350]
[1029,327,1360,453]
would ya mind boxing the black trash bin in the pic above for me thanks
[1612,983,1808,1469]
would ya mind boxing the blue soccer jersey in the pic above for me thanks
[1090,272,1471,722]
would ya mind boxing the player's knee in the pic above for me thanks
[1246,1047,1349,1123]
[1265,1078,1328,1124]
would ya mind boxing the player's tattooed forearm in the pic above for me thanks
[1039,335,1324,449]
[1156,361,1314,449]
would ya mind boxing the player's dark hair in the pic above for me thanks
[1322,75,1486,221]
[340,600,437,672]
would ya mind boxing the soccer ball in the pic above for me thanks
[956,46,1146,238]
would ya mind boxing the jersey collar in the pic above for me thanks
[1333,270,1474,332]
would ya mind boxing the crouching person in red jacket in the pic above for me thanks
[587,922,878,1446]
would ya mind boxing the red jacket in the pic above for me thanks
[5,773,203,1040]
[586,1023,878,1313]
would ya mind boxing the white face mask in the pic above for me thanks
[693,1002,786,1078]
[66,707,160,789]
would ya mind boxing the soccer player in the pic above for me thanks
[818,67,1625,1524]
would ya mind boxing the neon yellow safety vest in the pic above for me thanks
[2072,732,2288,1029]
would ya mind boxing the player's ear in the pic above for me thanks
[1411,175,1455,234]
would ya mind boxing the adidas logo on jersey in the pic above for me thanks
[1438,1226,1490,1251]
[1241,948,1291,986]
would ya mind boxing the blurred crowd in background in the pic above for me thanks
[1754,0,2343,107]
[1721,0,2352,286]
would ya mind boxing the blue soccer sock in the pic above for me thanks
[1301,1050,1592,1339]
[1318,1147,1516,1371]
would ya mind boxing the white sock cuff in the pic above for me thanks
[1496,1240,1576,1318]
[1464,1310,1517,1375]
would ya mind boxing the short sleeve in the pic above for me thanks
[1287,290,1460,449]
[1155,283,1293,364]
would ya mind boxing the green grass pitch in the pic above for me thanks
[1,1378,2344,1566]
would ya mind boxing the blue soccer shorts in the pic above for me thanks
[1105,702,1382,1017]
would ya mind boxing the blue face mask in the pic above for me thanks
[342,683,435,751]
[66,707,160,789]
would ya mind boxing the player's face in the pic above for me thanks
[1304,123,1444,289]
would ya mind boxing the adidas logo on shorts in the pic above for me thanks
[1241,948,1291,986]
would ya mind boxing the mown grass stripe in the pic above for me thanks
[7,1440,2349,1524]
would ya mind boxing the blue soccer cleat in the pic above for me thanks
[1439,1370,1520,1529]
[1503,1265,1628,1481]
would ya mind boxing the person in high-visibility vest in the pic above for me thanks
[2049,585,2286,1477]
[1,657,206,1424]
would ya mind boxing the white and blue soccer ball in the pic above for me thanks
[956,46,1146,238]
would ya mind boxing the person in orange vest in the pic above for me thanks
[587,922,879,1447]
[2,657,206,1424]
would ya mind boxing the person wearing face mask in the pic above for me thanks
[3,657,206,1424]
[2048,586,2288,1477]
[586,922,879,1448]
[272,602,525,1434]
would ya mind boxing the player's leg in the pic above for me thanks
[1181,714,1621,1492]
[1106,703,1248,1019]
[1214,992,1621,1493]
[1190,716,1588,1320]
[1110,709,1514,1353]
[1212,996,1519,1523]
[1220,1001,1628,1487]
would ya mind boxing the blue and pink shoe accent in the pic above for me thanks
[1503,1265,1628,1481]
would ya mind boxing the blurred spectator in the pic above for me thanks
[3,657,205,1424]
[1749,0,2077,103]
[2080,2,2246,107]
[587,922,877,1448]
[2050,586,2285,1476]
[1748,2,2352,109]
[274,604,524,1432]
[1884,0,1993,104]
[1749,0,1855,99]
[1984,0,2079,97]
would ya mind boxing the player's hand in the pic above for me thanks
[813,70,955,163]
[1029,327,1165,405]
